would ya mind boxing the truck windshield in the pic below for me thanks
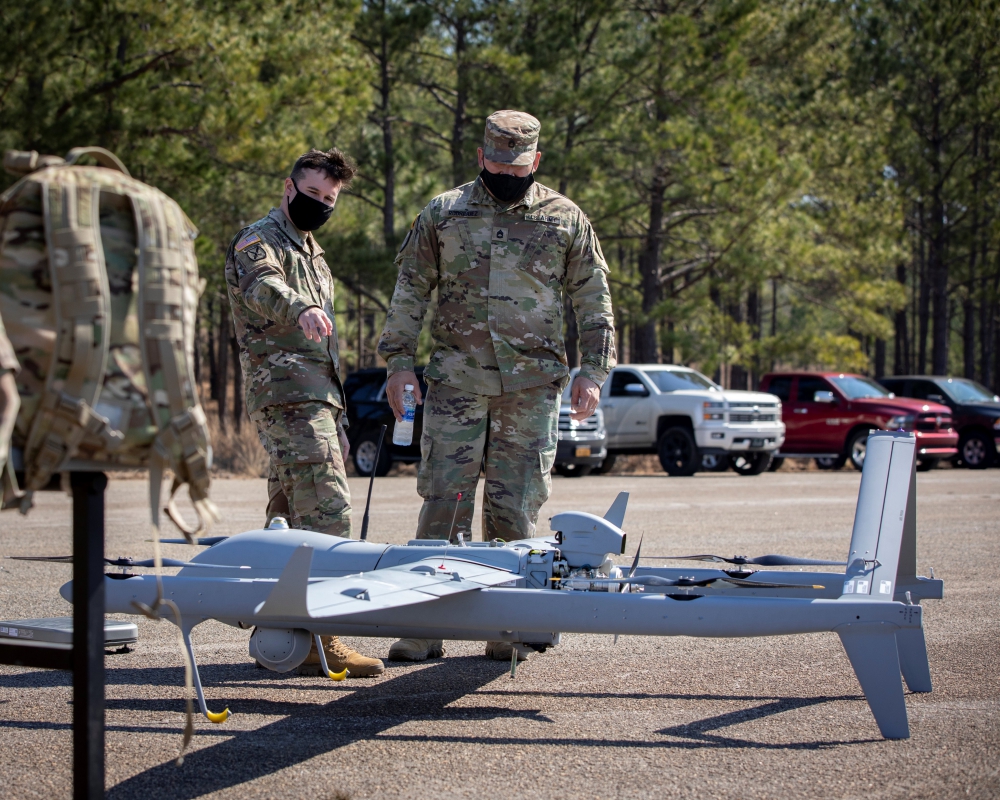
[828,375,891,400]
[940,378,999,403]
[643,369,720,392]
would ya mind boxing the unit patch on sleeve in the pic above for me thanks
[244,243,267,262]
[235,232,262,252]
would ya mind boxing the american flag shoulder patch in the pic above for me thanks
[235,232,262,252]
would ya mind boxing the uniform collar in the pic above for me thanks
[470,175,539,211]
[268,208,324,257]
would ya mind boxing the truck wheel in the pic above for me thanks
[700,453,729,472]
[593,453,618,474]
[847,429,869,472]
[815,455,847,470]
[657,427,698,476]
[353,434,392,477]
[768,456,784,471]
[959,430,993,469]
[729,452,772,475]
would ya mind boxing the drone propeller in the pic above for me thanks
[7,555,247,570]
[645,553,846,567]
[584,574,824,590]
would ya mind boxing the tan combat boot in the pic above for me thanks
[485,641,531,662]
[297,636,384,678]
[387,638,446,661]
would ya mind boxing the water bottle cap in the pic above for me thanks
[404,384,414,390]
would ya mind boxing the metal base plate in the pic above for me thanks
[0,617,138,646]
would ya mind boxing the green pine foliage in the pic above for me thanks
[2,0,998,393]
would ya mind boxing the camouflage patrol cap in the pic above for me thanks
[483,110,540,165]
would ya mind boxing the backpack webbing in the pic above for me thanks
[22,174,123,496]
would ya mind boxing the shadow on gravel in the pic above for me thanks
[106,657,510,800]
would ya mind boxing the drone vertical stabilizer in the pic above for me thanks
[254,544,314,619]
[603,492,629,529]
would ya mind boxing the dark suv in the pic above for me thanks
[877,376,1000,469]
[342,367,427,476]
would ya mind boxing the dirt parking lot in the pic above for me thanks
[0,468,998,799]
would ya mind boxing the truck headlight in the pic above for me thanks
[887,414,916,429]
[703,401,724,421]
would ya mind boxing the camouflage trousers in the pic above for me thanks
[416,379,563,542]
[254,401,352,537]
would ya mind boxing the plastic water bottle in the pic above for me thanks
[393,384,416,446]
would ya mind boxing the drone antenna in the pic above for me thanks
[359,424,387,542]
[447,492,463,544]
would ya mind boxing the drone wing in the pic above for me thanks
[254,546,516,621]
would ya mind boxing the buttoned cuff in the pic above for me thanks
[288,298,319,326]
[576,364,609,388]
[385,354,414,376]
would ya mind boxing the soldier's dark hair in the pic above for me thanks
[290,148,356,187]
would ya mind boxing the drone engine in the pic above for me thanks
[249,627,312,672]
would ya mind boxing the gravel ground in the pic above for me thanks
[0,467,997,799]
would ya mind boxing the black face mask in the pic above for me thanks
[479,167,534,205]
[286,178,335,231]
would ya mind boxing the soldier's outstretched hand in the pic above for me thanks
[570,375,600,421]
[298,307,333,342]
[386,371,423,422]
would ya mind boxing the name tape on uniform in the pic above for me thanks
[446,209,482,218]
[524,213,563,224]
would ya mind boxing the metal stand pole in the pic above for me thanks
[71,471,107,800]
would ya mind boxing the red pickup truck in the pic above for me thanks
[758,372,958,471]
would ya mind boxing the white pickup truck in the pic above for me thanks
[596,364,786,476]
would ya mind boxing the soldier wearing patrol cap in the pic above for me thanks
[378,110,616,663]
[225,148,384,678]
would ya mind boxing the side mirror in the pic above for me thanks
[624,383,648,396]
[813,390,836,403]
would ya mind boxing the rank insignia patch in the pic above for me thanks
[235,232,262,252]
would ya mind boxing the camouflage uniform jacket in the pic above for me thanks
[0,314,18,376]
[225,208,345,418]
[377,178,616,396]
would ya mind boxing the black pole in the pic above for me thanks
[71,471,107,800]
[359,424,387,541]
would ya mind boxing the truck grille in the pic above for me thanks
[916,413,953,432]
[730,412,776,423]
[558,414,600,432]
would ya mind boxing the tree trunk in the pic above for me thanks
[230,332,242,432]
[217,304,230,432]
[929,87,949,375]
[917,204,930,374]
[208,296,219,402]
[380,27,396,248]
[636,171,665,363]
[874,338,886,378]
[451,16,468,188]
[893,262,909,375]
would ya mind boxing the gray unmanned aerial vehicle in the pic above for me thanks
[48,430,939,739]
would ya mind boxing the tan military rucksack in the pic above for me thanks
[0,147,218,536]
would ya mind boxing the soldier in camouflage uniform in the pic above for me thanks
[226,148,383,677]
[377,110,616,663]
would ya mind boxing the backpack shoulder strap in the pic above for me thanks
[131,185,218,537]
[21,169,123,499]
